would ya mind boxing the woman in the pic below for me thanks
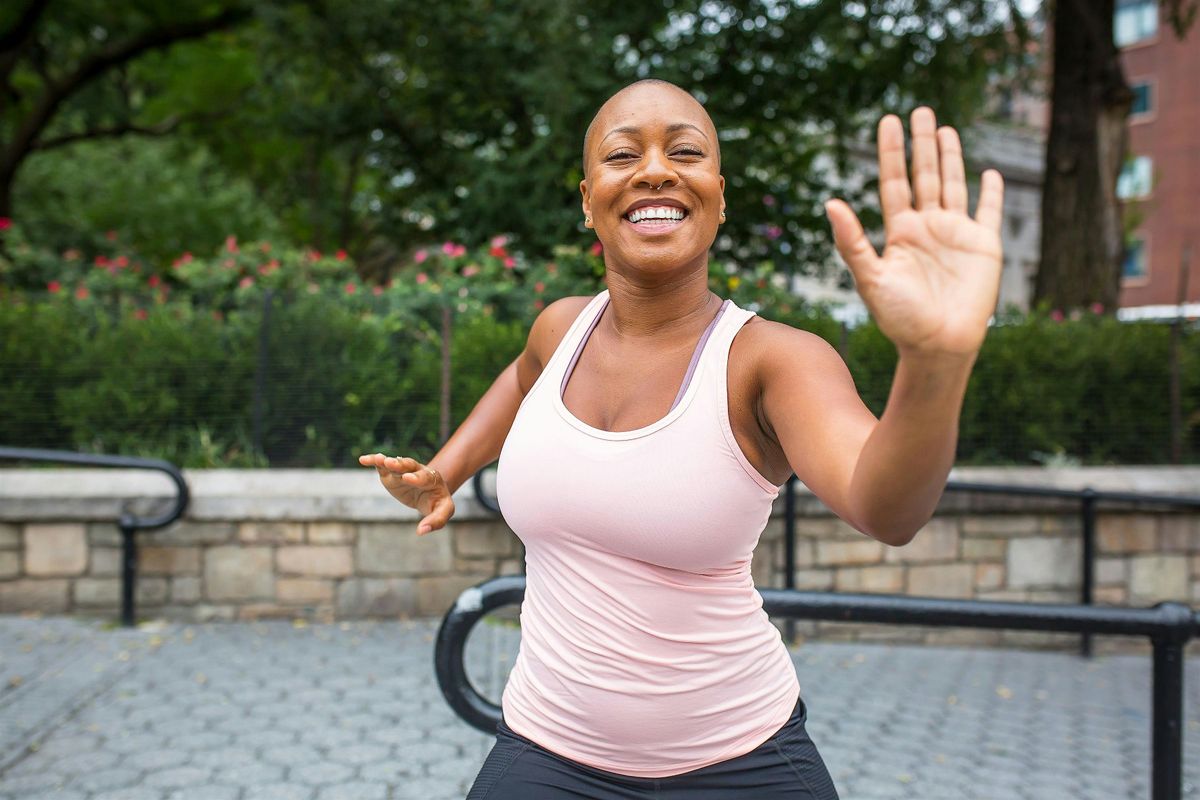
[360,79,1003,798]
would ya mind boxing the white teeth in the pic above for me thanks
[626,206,686,223]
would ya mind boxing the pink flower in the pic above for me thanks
[259,242,272,253]
[462,264,480,277]
[372,285,384,296]
[225,235,239,254]
[62,249,80,260]
[442,241,466,257]
[0,217,11,231]
[75,286,89,300]
[491,234,509,248]
[765,225,783,240]
[414,249,428,264]
[344,282,358,295]
[239,276,254,289]
[336,249,348,261]
[94,255,110,268]
[416,272,429,284]
[589,241,603,257]
[180,252,193,265]
[47,280,62,293]
[546,262,557,275]
[105,230,117,241]
[489,245,508,258]
[533,299,544,310]
[134,309,148,320]
[148,275,161,288]
[309,249,322,261]
[534,281,545,294]
[1050,309,1064,322]
[115,255,129,268]
[762,194,776,207]
[1090,302,1104,314]
[503,256,516,269]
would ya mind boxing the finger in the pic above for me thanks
[358,452,383,467]
[877,115,911,223]
[974,169,1005,234]
[937,126,968,214]
[417,503,453,536]
[825,199,880,281]
[910,107,940,210]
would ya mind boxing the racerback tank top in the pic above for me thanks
[495,288,799,778]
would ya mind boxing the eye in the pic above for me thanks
[604,150,636,162]
[673,148,703,157]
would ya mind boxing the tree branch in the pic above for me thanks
[1,5,253,184]
[32,114,184,151]
[0,0,50,112]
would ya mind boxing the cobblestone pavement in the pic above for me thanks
[1,614,1198,800]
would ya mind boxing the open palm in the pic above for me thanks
[825,107,1004,359]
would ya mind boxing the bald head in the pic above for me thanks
[581,79,720,178]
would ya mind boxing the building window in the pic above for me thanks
[1122,238,1147,279]
[1117,155,1153,199]
[1130,81,1153,116]
[1115,0,1158,47]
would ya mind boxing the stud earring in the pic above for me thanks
[585,215,592,226]
[719,211,727,222]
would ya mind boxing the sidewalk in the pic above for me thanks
[0,614,1196,800]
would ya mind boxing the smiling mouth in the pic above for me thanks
[623,205,689,229]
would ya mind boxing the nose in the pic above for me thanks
[633,146,678,190]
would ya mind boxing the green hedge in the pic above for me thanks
[1,227,1196,467]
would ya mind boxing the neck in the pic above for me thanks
[601,264,721,343]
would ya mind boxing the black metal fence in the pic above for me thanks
[0,446,189,626]
[434,574,1199,800]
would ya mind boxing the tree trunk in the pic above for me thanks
[1035,0,1133,312]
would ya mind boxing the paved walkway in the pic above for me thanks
[1,613,1197,800]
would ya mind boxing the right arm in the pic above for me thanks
[359,295,590,533]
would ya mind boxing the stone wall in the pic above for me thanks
[2,466,1197,653]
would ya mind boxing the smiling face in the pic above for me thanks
[580,81,725,274]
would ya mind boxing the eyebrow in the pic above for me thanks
[599,122,709,146]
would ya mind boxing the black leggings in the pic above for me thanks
[466,696,841,799]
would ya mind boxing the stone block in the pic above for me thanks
[1094,585,1128,605]
[750,542,773,586]
[138,578,169,605]
[356,523,452,575]
[153,521,235,546]
[974,562,1005,591]
[416,574,492,616]
[922,628,1005,648]
[237,604,299,621]
[277,546,353,577]
[0,523,19,548]
[336,578,418,617]
[960,514,1040,538]
[75,578,120,606]
[1039,514,1082,535]
[0,551,18,579]
[1160,516,1200,552]
[238,522,304,544]
[999,630,1078,650]
[87,523,123,547]
[24,524,87,576]
[792,568,834,591]
[834,565,904,593]
[815,539,883,567]
[498,558,524,576]
[1095,557,1126,585]
[883,518,958,563]
[192,604,237,623]
[1007,536,1081,589]
[0,579,69,613]
[171,576,202,603]
[204,546,274,601]
[139,546,201,576]
[307,522,355,545]
[1129,555,1189,604]
[277,578,335,604]
[454,523,515,558]
[1097,515,1157,554]
[794,518,838,538]
[90,547,121,577]
[977,589,1030,602]
[961,538,1007,561]
[907,563,974,598]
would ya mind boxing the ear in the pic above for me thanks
[580,178,593,228]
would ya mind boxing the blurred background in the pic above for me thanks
[1,0,1196,469]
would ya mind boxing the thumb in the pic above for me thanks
[824,199,879,281]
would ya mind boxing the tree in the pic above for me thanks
[1035,0,1197,311]
[0,0,255,219]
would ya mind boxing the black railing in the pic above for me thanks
[0,447,189,627]
[778,477,1200,655]
[435,575,1199,800]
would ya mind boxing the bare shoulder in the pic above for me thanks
[515,295,595,395]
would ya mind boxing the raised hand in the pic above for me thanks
[824,107,1004,360]
[358,453,455,536]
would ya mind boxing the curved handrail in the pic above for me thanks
[472,461,502,515]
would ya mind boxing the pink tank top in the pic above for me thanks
[495,288,799,778]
